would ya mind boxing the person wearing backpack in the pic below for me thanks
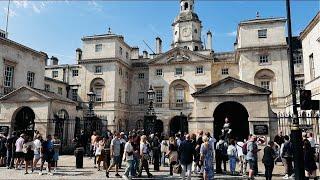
[280,135,293,179]
[215,136,227,174]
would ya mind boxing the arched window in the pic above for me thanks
[90,78,105,102]
[254,69,275,92]
[169,79,190,109]
[184,2,188,10]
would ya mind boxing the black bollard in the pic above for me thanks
[75,147,84,168]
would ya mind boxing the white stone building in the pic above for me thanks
[1,0,312,142]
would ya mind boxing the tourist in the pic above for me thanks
[160,136,168,167]
[52,134,61,172]
[227,139,238,175]
[307,132,316,154]
[236,138,245,176]
[33,134,42,170]
[195,131,204,174]
[280,135,293,179]
[23,136,35,174]
[119,132,126,169]
[215,136,227,174]
[246,135,259,180]
[103,135,112,170]
[131,133,140,177]
[6,131,17,169]
[15,133,25,170]
[262,141,276,180]
[205,132,216,150]
[92,135,100,168]
[39,134,54,176]
[0,133,7,167]
[274,131,285,148]
[106,132,121,178]
[200,135,214,180]
[151,133,160,171]
[303,138,317,179]
[96,136,106,171]
[175,133,181,147]
[122,135,134,179]
[167,136,178,177]
[179,134,194,180]
[138,135,152,178]
[190,133,198,174]
[90,131,97,159]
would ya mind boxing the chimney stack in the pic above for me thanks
[76,48,82,61]
[50,56,59,65]
[143,50,148,59]
[156,37,162,54]
[206,30,212,51]
[131,47,139,59]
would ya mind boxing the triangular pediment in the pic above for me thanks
[192,76,271,97]
[148,47,212,65]
[0,86,49,103]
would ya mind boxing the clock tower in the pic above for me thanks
[172,0,203,51]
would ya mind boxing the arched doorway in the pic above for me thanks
[12,106,35,136]
[169,114,188,136]
[213,101,249,141]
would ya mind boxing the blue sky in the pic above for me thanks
[0,0,319,64]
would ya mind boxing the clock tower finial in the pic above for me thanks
[172,0,202,51]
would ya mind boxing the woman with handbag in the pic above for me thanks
[167,137,178,177]
[138,135,152,178]
[95,136,105,171]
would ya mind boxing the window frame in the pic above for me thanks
[258,29,267,38]
[95,44,102,52]
[196,66,204,75]
[138,92,145,105]
[155,89,163,107]
[259,55,270,64]
[260,81,270,90]
[71,89,78,101]
[294,80,304,90]
[72,69,79,77]
[138,73,145,79]
[45,84,50,92]
[221,68,229,75]
[95,66,102,74]
[95,88,103,102]
[58,87,63,95]
[27,71,35,87]
[4,65,14,88]
[175,67,183,76]
[52,71,58,78]
[156,69,163,76]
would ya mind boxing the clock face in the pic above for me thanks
[182,27,191,37]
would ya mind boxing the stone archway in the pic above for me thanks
[213,101,249,141]
[169,114,188,136]
[12,106,35,136]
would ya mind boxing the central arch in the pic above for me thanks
[169,114,188,136]
[12,106,35,136]
[213,101,249,141]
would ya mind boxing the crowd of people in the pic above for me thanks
[0,129,319,180]
[0,131,61,175]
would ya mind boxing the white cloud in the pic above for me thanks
[3,7,18,17]
[32,4,41,13]
[88,0,103,12]
[13,0,28,9]
[226,30,237,37]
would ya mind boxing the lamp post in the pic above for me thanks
[144,85,156,135]
[286,0,304,179]
[87,91,96,135]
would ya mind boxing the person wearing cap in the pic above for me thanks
[15,133,25,170]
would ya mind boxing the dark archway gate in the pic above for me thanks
[12,106,35,137]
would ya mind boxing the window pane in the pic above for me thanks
[95,88,102,102]
[258,29,267,38]
[95,44,102,52]
[4,65,14,87]
[175,68,183,75]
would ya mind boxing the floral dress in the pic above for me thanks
[200,143,214,179]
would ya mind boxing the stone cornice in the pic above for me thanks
[236,44,287,52]
[78,58,131,69]
[300,12,320,40]
[148,60,212,67]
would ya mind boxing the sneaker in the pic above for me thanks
[48,172,53,176]
[282,174,289,179]
[39,172,43,175]
[115,173,121,177]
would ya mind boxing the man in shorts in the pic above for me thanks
[39,135,54,176]
[246,135,260,179]
[106,132,121,178]
[15,133,25,170]
[52,134,61,172]
[33,135,42,169]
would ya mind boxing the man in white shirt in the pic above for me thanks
[15,134,25,170]
[33,135,42,169]
[122,135,134,179]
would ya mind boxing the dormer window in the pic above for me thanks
[184,2,188,10]
[95,44,102,52]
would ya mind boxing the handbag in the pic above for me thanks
[169,151,178,163]
[95,148,102,156]
[143,154,150,161]
[173,163,182,174]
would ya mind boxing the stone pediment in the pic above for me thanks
[148,47,212,65]
[192,76,271,97]
[0,86,49,103]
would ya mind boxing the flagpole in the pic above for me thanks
[5,0,11,37]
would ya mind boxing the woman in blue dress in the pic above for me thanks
[200,136,214,180]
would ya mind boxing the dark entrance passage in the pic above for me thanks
[213,101,249,141]
[155,119,164,135]
[12,107,35,136]
[169,114,188,136]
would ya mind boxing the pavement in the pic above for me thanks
[0,155,302,179]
